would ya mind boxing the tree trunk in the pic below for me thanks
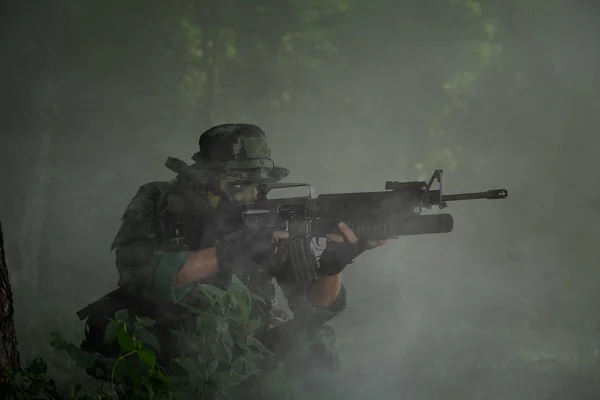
[0,221,20,373]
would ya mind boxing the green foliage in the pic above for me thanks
[1,358,64,400]
[420,0,505,172]
[4,277,297,399]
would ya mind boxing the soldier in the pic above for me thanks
[79,123,386,397]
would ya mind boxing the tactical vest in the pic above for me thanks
[111,177,277,301]
[111,178,212,252]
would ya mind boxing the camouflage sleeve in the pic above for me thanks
[154,251,195,302]
[115,243,197,304]
[112,181,195,303]
[277,280,347,326]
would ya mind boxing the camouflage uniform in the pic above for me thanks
[79,124,346,398]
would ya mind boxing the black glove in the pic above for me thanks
[318,239,369,276]
[216,228,277,279]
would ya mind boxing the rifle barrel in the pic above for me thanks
[443,189,508,202]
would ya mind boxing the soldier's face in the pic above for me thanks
[218,179,259,204]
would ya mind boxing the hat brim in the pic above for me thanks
[184,161,289,184]
[217,165,289,183]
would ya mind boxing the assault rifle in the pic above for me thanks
[244,169,507,284]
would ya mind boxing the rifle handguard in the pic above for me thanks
[340,213,454,240]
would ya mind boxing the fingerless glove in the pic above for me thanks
[318,239,369,276]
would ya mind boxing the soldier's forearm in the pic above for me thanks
[174,247,219,287]
[307,274,342,308]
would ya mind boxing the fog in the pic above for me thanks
[1,0,599,398]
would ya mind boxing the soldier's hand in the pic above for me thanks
[325,222,387,249]
[272,231,289,241]
[318,222,386,276]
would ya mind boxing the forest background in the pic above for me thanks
[1,0,600,398]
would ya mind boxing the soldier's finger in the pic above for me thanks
[325,233,345,243]
[272,231,289,240]
[338,222,358,244]
[366,239,388,249]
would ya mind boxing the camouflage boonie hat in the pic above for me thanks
[189,123,289,183]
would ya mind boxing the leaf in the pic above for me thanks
[238,295,251,319]
[220,292,235,309]
[221,330,234,346]
[247,291,266,304]
[136,348,157,370]
[231,357,247,376]
[50,332,100,369]
[180,303,206,315]
[213,371,246,387]
[150,368,171,384]
[248,336,269,353]
[136,316,156,328]
[114,309,129,322]
[246,319,262,334]
[117,326,135,352]
[175,356,199,376]
[208,359,219,373]
[226,284,249,309]
[197,284,226,299]
[216,317,229,332]
[26,358,47,375]
[49,331,67,349]
[137,330,161,353]
[222,341,233,362]
[170,329,190,348]
[65,346,100,370]
[230,274,246,287]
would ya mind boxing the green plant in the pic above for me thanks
[1,357,64,400]
[167,277,301,399]
[28,276,297,399]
